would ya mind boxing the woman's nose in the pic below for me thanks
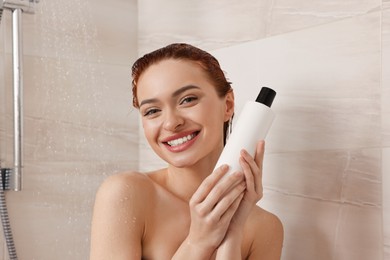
[163,109,184,131]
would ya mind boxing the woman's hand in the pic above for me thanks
[173,164,246,259]
[215,140,265,259]
[230,140,265,232]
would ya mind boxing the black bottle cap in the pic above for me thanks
[255,87,276,107]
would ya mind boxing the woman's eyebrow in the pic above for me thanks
[139,85,200,108]
[139,98,158,108]
[172,85,200,98]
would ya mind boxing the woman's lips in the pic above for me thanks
[162,131,200,152]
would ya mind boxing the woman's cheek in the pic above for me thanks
[142,119,161,142]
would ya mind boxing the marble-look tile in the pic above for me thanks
[0,18,4,52]
[138,0,273,54]
[138,0,380,54]
[383,148,390,259]
[259,193,336,260]
[384,0,390,9]
[383,9,390,259]
[212,12,381,153]
[268,0,380,36]
[333,204,383,259]
[0,26,5,167]
[260,191,382,260]
[1,0,139,259]
[263,149,381,205]
[7,161,135,260]
[383,9,390,145]
[341,149,382,206]
[1,0,137,65]
[1,55,138,163]
[1,54,136,128]
[22,116,137,163]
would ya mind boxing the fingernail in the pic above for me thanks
[241,149,249,156]
[221,164,229,171]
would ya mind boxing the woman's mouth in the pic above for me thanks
[166,132,199,147]
[162,131,200,152]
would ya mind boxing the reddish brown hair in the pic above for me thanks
[131,43,233,144]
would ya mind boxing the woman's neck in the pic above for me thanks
[165,151,221,202]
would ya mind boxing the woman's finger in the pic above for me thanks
[190,164,229,205]
[253,140,265,194]
[197,171,244,216]
[218,191,244,225]
[210,181,245,221]
[254,140,265,170]
[239,153,254,191]
[239,140,265,195]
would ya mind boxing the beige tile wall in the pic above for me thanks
[211,12,382,259]
[382,5,390,260]
[138,0,388,259]
[137,0,381,54]
[1,0,137,259]
[384,148,390,259]
[0,0,388,259]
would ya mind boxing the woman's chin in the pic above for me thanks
[167,159,195,168]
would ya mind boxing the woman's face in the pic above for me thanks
[136,59,234,168]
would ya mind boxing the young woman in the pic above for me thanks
[90,43,283,259]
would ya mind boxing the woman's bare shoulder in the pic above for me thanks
[245,206,284,259]
[249,206,283,231]
[90,171,158,259]
[93,171,161,219]
[99,171,154,188]
[95,171,156,202]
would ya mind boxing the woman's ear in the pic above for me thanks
[224,90,235,121]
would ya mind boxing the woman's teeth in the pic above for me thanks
[167,133,196,147]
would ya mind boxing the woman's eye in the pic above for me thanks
[180,96,198,105]
[143,108,160,117]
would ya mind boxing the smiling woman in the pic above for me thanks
[89,43,283,260]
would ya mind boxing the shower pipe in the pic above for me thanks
[1,0,39,191]
[1,1,39,260]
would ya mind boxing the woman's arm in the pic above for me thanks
[216,207,284,260]
[215,140,283,259]
[89,173,146,260]
[248,211,284,260]
[172,165,246,260]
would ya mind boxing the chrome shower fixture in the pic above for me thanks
[0,0,39,14]
[0,0,39,191]
[0,3,38,260]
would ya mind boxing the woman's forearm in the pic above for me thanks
[171,237,215,260]
[215,232,243,260]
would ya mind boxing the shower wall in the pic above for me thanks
[138,1,389,259]
[0,0,138,259]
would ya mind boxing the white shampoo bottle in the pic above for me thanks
[214,87,276,176]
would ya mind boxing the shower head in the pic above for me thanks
[1,0,39,14]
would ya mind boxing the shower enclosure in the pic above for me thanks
[1,1,37,259]
[1,0,39,191]
[1,1,138,259]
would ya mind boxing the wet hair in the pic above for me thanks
[131,43,233,144]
